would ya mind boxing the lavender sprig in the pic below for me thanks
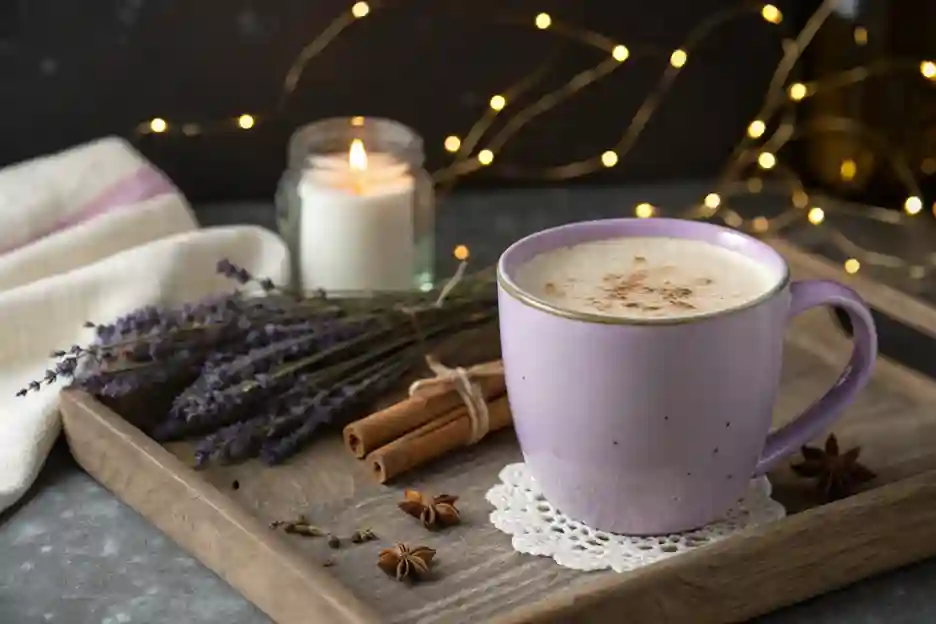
[190,349,415,468]
[260,358,412,465]
[21,257,499,467]
[195,317,380,394]
[75,356,196,397]
[190,363,350,468]
[158,320,402,437]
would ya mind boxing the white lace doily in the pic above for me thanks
[486,462,786,573]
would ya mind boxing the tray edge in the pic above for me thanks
[60,389,383,624]
[490,466,936,624]
[60,239,936,624]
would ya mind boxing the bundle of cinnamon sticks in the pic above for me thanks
[342,357,511,483]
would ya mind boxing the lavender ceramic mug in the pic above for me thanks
[497,218,877,535]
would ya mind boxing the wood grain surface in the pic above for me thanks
[60,242,936,624]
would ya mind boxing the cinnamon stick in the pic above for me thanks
[343,374,505,458]
[367,394,512,484]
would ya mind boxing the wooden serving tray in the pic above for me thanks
[60,239,936,624]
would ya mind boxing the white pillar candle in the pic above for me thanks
[297,139,416,292]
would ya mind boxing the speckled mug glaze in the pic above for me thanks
[497,218,877,535]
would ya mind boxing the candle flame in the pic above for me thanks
[349,139,368,171]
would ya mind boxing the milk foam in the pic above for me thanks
[514,237,779,320]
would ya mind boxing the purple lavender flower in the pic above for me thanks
[259,359,410,465]
[193,420,260,468]
[216,259,252,284]
[153,367,301,441]
[93,305,174,344]
[19,256,499,458]
[172,317,381,419]
[74,356,198,398]
[192,382,329,468]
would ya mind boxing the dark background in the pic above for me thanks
[1,0,813,202]
[1,0,934,208]
[799,1,936,209]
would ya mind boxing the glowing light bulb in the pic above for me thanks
[747,120,766,139]
[839,159,857,181]
[349,139,368,170]
[351,2,370,18]
[635,203,655,218]
[489,95,506,111]
[453,244,470,261]
[237,114,255,130]
[601,151,618,167]
[704,193,721,209]
[724,213,744,228]
[478,149,494,165]
[444,135,461,153]
[854,27,868,46]
[761,4,782,24]
[752,216,769,233]
[757,152,776,170]
[669,49,687,68]
[788,83,807,101]
[844,258,860,274]
[535,13,551,29]
[922,61,936,80]
[612,45,630,62]
[792,190,809,208]
[149,118,167,133]
[905,195,923,215]
[350,116,365,126]
[807,207,825,225]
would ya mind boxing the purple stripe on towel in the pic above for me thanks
[1,165,178,255]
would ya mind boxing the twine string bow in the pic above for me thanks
[408,355,504,444]
[393,260,467,327]
[433,260,467,308]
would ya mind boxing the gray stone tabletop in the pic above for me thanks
[3,184,936,623]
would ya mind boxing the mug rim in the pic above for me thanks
[496,218,792,326]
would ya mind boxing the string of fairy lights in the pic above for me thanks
[135,0,936,280]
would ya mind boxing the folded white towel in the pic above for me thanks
[0,137,289,513]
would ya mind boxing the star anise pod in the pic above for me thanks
[398,489,460,530]
[377,543,436,582]
[791,433,876,501]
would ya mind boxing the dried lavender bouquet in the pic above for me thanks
[20,260,498,468]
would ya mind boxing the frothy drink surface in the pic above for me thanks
[515,237,778,319]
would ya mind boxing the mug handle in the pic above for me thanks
[753,279,878,476]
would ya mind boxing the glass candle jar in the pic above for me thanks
[275,117,435,294]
